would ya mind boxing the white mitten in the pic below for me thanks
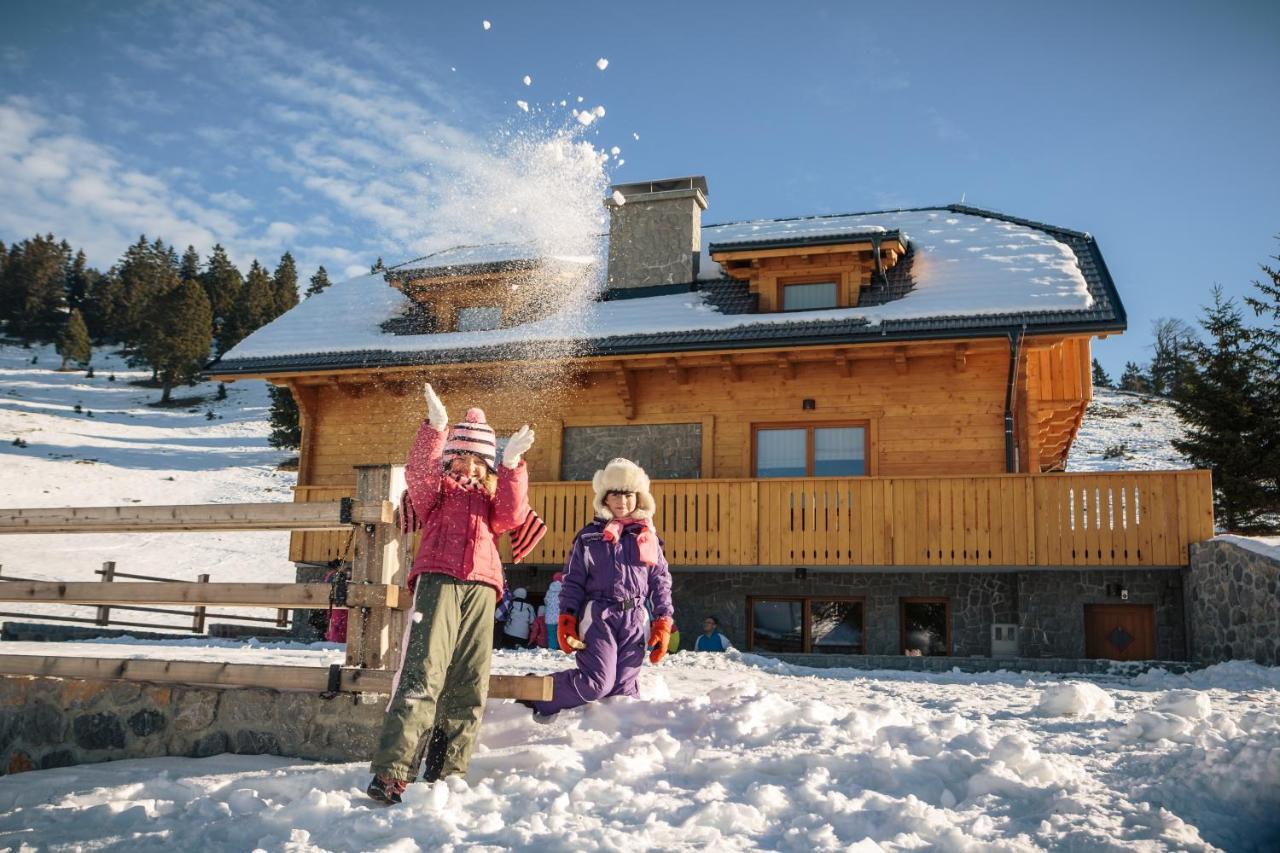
[423,383,448,431]
[502,425,535,469]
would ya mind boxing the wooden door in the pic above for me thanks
[1084,604,1155,660]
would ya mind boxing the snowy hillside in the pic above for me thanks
[0,342,296,628]
[1,649,1277,850]
[1068,387,1192,472]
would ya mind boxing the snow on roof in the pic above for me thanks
[392,242,598,273]
[220,208,1096,364]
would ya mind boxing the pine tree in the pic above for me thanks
[200,244,243,340]
[267,385,301,449]
[1242,243,1280,531]
[370,257,385,273]
[305,265,331,298]
[1,234,71,340]
[56,309,92,370]
[1172,287,1274,531]
[179,245,202,284]
[218,260,274,354]
[115,235,180,346]
[142,279,213,403]
[271,251,299,316]
[82,268,125,343]
[65,249,97,311]
[1091,358,1112,389]
[1118,361,1151,394]
[1149,317,1195,397]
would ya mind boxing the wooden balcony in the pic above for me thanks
[292,470,1214,569]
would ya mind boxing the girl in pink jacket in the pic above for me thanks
[367,384,533,805]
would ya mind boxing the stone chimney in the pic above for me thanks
[605,176,708,290]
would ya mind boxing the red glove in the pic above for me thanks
[558,614,585,653]
[648,616,673,664]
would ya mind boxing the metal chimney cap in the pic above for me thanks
[609,175,708,197]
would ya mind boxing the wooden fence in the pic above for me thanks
[0,468,551,701]
[293,469,1214,569]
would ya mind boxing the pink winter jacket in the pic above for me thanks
[404,420,530,598]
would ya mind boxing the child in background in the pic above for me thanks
[366,384,534,805]
[529,458,674,716]
[543,571,564,651]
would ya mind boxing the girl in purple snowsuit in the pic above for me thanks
[532,458,674,715]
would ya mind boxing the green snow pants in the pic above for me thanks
[369,572,496,781]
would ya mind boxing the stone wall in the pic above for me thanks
[1016,569,1186,660]
[1187,539,1280,665]
[673,568,1186,660]
[0,676,382,775]
[560,423,702,481]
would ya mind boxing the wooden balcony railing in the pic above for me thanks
[293,469,1214,569]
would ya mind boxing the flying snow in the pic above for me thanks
[596,57,609,70]
[482,20,491,30]
[522,75,532,86]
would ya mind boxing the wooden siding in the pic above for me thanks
[293,470,1214,568]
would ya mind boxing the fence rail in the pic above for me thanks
[295,469,1215,568]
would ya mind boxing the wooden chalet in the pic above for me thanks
[209,176,1214,662]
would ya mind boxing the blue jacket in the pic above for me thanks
[695,631,732,652]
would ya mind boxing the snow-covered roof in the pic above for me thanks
[211,205,1124,376]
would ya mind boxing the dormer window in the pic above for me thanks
[456,306,502,331]
[782,280,838,311]
[709,231,907,313]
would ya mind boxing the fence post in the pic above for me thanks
[346,464,407,669]
[192,573,209,633]
[96,561,115,626]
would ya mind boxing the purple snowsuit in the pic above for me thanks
[533,519,674,715]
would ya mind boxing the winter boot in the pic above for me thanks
[366,774,408,806]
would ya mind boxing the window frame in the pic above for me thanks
[751,420,871,478]
[899,596,952,656]
[780,277,841,312]
[747,595,866,654]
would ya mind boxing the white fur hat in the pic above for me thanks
[592,457,656,520]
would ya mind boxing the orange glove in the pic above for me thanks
[558,613,585,653]
[648,616,673,664]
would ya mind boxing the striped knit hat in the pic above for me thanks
[443,407,497,470]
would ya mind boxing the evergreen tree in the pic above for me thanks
[370,257,385,273]
[305,265,331,298]
[1172,287,1275,531]
[115,235,180,345]
[200,244,243,339]
[267,385,301,449]
[1,234,71,339]
[1242,243,1280,530]
[56,309,92,369]
[1091,358,1112,389]
[271,251,299,316]
[65,249,97,312]
[179,245,202,284]
[218,260,274,354]
[1118,361,1152,394]
[1149,317,1195,397]
[81,268,125,343]
[141,279,213,403]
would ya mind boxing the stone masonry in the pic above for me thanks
[0,675,384,775]
[1187,539,1280,665]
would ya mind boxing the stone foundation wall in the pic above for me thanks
[0,676,382,775]
[1187,540,1280,665]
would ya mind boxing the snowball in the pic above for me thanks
[593,105,606,117]
[596,58,609,70]
[482,20,491,29]
[1155,690,1212,719]
[1035,681,1115,718]
[522,75,532,86]
[576,111,596,127]
[611,190,626,206]
[516,100,529,113]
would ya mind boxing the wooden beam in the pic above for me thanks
[953,345,968,372]
[665,358,689,386]
[835,350,853,378]
[894,347,908,375]
[710,239,905,263]
[286,381,319,485]
[719,355,740,383]
[614,363,636,420]
[0,582,408,610]
[335,380,367,399]
[0,501,380,535]
[776,354,795,381]
[0,655,553,700]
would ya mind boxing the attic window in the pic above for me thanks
[456,306,502,331]
[782,281,838,311]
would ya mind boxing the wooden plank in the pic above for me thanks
[0,501,364,534]
[0,582,407,610]
[0,655,552,700]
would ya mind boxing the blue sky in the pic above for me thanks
[2,1,1276,372]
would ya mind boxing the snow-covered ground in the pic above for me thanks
[1,649,1277,851]
[0,342,296,628]
[1067,386,1191,471]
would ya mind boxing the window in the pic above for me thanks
[900,598,950,656]
[749,596,865,654]
[782,281,838,311]
[754,424,868,478]
[456,306,502,331]
[561,423,702,481]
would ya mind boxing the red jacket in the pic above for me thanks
[404,420,530,598]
